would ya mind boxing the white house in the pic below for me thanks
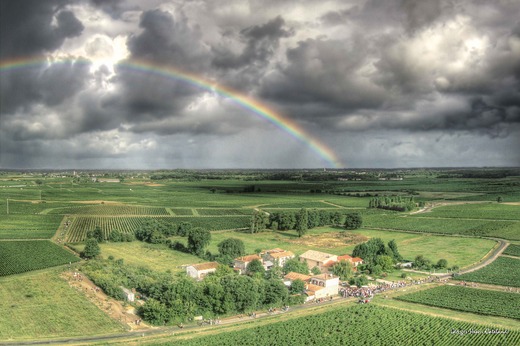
[186,262,219,280]
[305,274,340,299]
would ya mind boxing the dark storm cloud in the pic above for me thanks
[260,37,386,112]
[0,0,83,58]
[0,0,85,113]
[212,16,293,69]
[128,9,210,70]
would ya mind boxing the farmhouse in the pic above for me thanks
[299,250,337,273]
[283,272,340,300]
[261,249,295,267]
[186,262,219,280]
[234,254,262,274]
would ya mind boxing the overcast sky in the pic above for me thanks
[1,0,519,169]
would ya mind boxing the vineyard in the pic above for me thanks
[0,215,63,239]
[47,205,169,215]
[455,257,520,287]
[362,213,520,240]
[65,216,251,242]
[503,244,520,257]
[0,241,79,276]
[396,285,520,320]
[160,305,519,346]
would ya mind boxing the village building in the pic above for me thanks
[186,262,219,280]
[234,254,262,274]
[261,249,295,267]
[283,272,340,300]
[299,250,337,273]
[283,272,312,286]
[337,254,364,267]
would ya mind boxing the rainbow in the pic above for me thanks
[0,56,343,168]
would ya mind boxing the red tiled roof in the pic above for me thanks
[284,272,311,282]
[352,257,363,262]
[337,255,353,261]
[235,254,262,262]
[270,251,295,259]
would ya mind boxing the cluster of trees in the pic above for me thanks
[83,258,305,326]
[134,219,211,257]
[250,209,359,237]
[413,255,455,271]
[368,196,418,212]
[352,238,402,276]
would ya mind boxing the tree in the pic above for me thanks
[311,266,321,275]
[375,255,394,272]
[295,208,308,237]
[283,258,309,275]
[436,259,448,269]
[289,279,305,294]
[387,240,402,261]
[109,229,122,242]
[83,239,100,259]
[250,210,269,233]
[497,196,503,203]
[92,226,104,242]
[332,260,354,280]
[344,213,362,230]
[218,238,245,258]
[246,259,265,276]
[187,227,211,256]
[177,222,193,237]
[263,279,288,306]
[414,255,432,269]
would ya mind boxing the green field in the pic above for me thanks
[396,285,520,320]
[0,241,80,276]
[503,244,520,257]
[414,203,520,220]
[456,257,520,287]
[0,215,63,239]
[154,305,519,346]
[73,241,203,272]
[0,271,125,340]
[202,228,495,269]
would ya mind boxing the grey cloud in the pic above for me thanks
[212,16,293,70]
[128,9,210,70]
[0,1,83,58]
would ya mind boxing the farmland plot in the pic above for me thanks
[396,285,520,320]
[0,241,79,276]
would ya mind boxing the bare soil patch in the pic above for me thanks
[503,202,520,206]
[124,182,164,187]
[70,200,124,204]
[61,271,151,331]
[288,232,368,249]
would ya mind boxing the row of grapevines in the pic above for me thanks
[503,244,520,257]
[0,241,79,276]
[48,205,169,215]
[396,285,520,319]
[455,257,520,287]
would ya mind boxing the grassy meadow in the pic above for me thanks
[0,271,126,340]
